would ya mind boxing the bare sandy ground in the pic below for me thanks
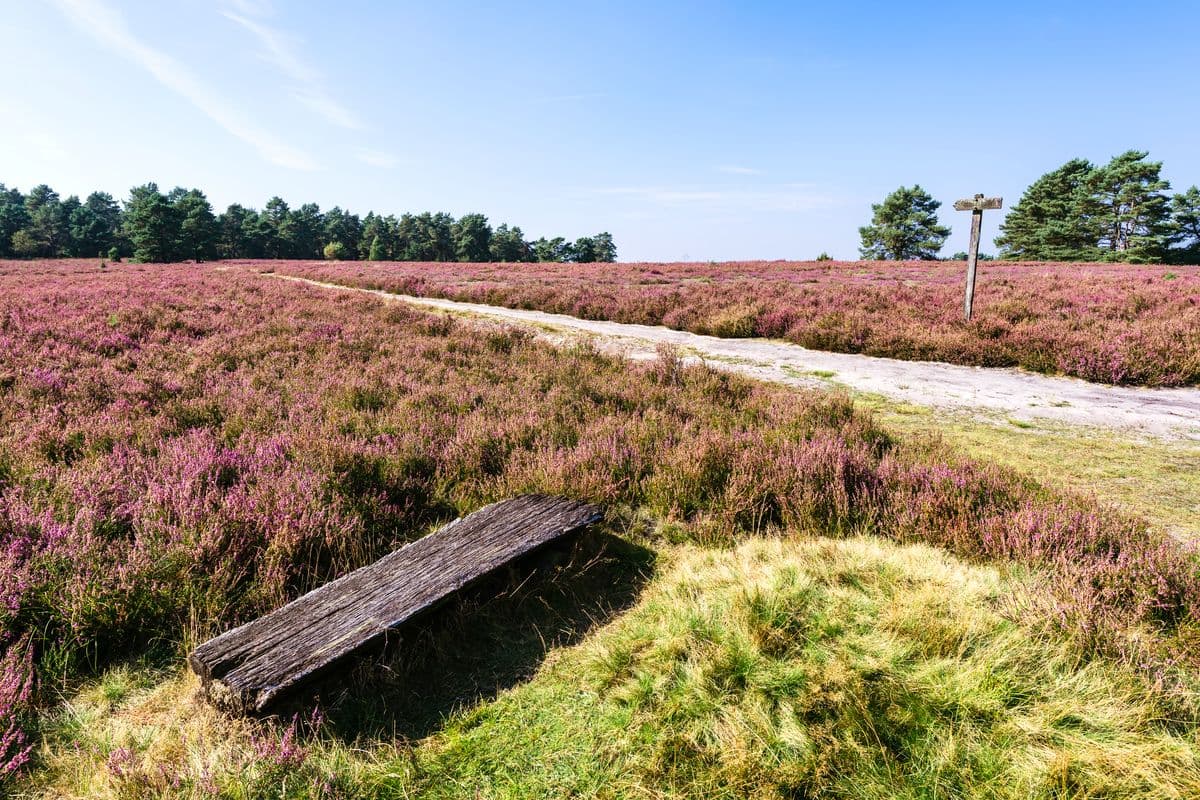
[268,273,1200,441]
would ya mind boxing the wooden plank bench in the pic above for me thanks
[189,494,603,714]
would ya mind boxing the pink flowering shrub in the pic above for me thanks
[0,637,33,777]
[0,260,1196,777]
[255,258,1200,387]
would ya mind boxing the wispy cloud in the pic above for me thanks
[223,0,272,15]
[51,0,317,170]
[716,165,764,175]
[221,6,363,130]
[590,184,839,212]
[355,148,400,168]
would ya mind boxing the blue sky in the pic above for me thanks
[2,0,1198,261]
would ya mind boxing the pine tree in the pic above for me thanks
[22,184,65,257]
[1168,186,1200,263]
[322,207,362,259]
[489,224,533,262]
[994,158,1099,260]
[858,185,949,260]
[68,192,123,257]
[124,183,182,263]
[368,235,385,261]
[591,232,617,262]
[0,185,31,257]
[288,203,325,259]
[261,197,293,258]
[173,189,218,260]
[1085,150,1171,263]
[217,204,254,259]
[532,236,569,262]
[452,213,492,262]
[570,236,597,263]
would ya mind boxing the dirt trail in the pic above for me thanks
[269,273,1200,441]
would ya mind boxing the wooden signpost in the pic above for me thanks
[953,194,1002,320]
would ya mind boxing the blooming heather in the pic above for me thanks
[0,260,1197,775]
[253,258,1200,387]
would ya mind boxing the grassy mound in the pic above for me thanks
[22,537,1200,799]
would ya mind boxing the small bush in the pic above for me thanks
[323,241,349,260]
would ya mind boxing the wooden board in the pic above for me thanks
[189,494,603,714]
[953,196,1003,211]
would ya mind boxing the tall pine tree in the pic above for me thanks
[1085,150,1171,263]
[174,189,219,260]
[858,185,949,260]
[995,158,1099,260]
[1168,186,1200,263]
[124,183,182,263]
[0,185,30,257]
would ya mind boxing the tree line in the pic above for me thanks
[0,182,617,264]
[858,150,1200,263]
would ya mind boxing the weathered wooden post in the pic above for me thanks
[952,194,1002,320]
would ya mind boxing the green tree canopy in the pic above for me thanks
[124,183,182,263]
[995,158,1098,260]
[261,196,293,258]
[21,184,65,257]
[323,241,349,260]
[217,204,253,259]
[533,236,569,262]
[1085,150,1172,263]
[289,203,325,259]
[368,235,385,261]
[0,184,31,257]
[1168,186,1200,263]
[0,180,614,264]
[490,224,533,262]
[322,207,362,258]
[173,189,218,261]
[591,231,617,262]
[997,152,1182,263]
[453,213,492,262]
[858,185,950,260]
[68,192,123,257]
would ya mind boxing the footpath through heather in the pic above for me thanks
[267,272,1200,441]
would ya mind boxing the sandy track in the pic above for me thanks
[267,273,1200,441]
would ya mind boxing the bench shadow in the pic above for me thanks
[282,527,654,743]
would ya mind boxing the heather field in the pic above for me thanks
[3,261,1200,797]
[258,258,1200,387]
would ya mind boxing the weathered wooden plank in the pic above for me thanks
[189,494,603,714]
[953,196,1003,211]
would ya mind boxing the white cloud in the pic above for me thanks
[716,165,764,175]
[355,148,400,168]
[221,8,363,130]
[51,0,317,170]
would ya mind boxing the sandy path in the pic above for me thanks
[268,273,1200,441]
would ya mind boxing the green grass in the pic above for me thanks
[20,537,1200,799]
[860,395,1200,540]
